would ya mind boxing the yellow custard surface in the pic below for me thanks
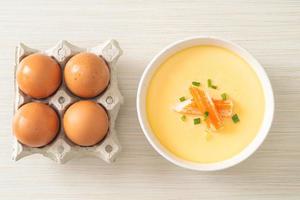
[146,45,265,163]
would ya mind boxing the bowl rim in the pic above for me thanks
[137,36,275,171]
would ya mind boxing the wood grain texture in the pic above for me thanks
[0,0,300,199]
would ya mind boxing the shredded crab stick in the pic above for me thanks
[188,87,213,128]
[174,99,233,118]
[213,99,233,117]
[189,87,206,114]
[190,87,223,129]
[173,99,201,115]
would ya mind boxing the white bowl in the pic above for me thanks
[137,36,274,171]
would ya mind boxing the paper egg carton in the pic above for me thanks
[13,40,123,164]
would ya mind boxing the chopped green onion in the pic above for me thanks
[194,118,201,125]
[181,115,186,121]
[232,114,240,123]
[221,93,228,100]
[207,79,212,87]
[179,96,186,102]
[204,111,209,120]
[207,79,217,89]
[192,81,201,87]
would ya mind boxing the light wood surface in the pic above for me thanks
[0,0,300,199]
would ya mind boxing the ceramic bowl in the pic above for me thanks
[137,36,274,171]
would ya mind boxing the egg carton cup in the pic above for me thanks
[13,40,123,164]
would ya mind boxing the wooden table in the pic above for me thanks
[0,1,299,199]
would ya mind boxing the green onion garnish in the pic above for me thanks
[232,114,240,123]
[181,115,186,121]
[192,81,201,87]
[207,79,217,89]
[194,118,201,125]
[221,93,228,100]
[204,111,209,120]
[179,96,186,102]
[207,79,212,87]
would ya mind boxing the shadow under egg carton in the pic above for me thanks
[12,40,123,164]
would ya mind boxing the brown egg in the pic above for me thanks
[63,101,109,146]
[12,102,60,147]
[17,53,61,99]
[64,52,110,98]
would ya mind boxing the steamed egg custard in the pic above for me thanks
[146,45,265,163]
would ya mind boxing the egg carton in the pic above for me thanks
[12,40,123,164]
